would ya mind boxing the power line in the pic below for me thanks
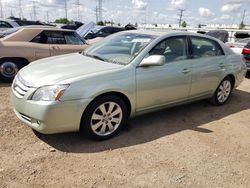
[178,9,185,27]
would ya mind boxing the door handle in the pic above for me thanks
[182,69,191,74]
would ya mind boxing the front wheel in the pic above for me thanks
[81,95,128,140]
[210,77,233,105]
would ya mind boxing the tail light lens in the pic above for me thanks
[242,48,250,55]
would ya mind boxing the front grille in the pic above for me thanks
[12,76,33,99]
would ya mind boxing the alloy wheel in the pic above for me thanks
[90,102,123,136]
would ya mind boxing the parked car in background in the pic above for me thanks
[242,42,250,71]
[205,30,229,43]
[61,21,84,30]
[0,25,55,38]
[11,30,247,140]
[226,38,250,54]
[84,26,125,39]
[0,27,88,82]
[0,18,52,31]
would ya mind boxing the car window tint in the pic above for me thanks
[63,32,84,45]
[191,37,224,58]
[101,28,110,34]
[149,36,188,62]
[46,32,66,44]
[0,21,13,28]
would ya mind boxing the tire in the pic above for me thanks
[210,77,233,106]
[80,95,128,140]
[0,59,25,83]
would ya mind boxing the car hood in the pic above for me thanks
[76,21,95,38]
[19,53,123,87]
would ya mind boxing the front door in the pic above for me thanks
[136,36,192,111]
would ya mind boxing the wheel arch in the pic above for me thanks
[0,57,30,66]
[225,74,236,88]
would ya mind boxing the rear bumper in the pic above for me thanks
[11,91,92,134]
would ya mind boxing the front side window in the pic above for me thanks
[46,32,66,44]
[191,37,224,58]
[149,36,188,62]
[84,33,156,65]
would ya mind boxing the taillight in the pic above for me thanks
[242,48,250,55]
[229,45,235,48]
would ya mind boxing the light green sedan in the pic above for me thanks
[11,30,247,140]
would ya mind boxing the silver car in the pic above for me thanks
[11,30,247,140]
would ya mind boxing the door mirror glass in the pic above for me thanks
[140,55,166,67]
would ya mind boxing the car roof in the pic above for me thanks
[2,27,75,42]
[0,18,16,22]
[122,29,224,44]
[123,29,191,37]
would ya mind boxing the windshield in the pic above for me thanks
[0,27,20,37]
[83,32,156,65]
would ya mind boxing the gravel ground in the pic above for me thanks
[0,75,250,188]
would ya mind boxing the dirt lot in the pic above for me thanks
[0,76,250,188]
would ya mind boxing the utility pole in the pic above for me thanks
[18,0,23,19]
[32,0,37,20]
[65,0,68,19]
[178,9,185,27]
[242,9,246,23]
[97,0,103,22]
[0,0,3,18]
[46,11,49,23]
[75,0,81,21]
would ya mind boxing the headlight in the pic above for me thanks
[32,85,69,101]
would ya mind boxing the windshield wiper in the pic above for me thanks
[83,52,105,61]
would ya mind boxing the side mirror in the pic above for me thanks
[140,55,166,67]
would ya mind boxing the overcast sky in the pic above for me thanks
[1,0,250,25]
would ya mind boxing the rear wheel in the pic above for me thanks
[81,95,127,140]
[0,59,26,83]
[210,77,233,105]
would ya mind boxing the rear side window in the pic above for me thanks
[31,31,84,45]
[47,32,66,44]
[190,37,224,58]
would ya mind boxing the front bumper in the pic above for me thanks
[11,91,92,134]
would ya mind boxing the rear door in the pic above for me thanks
[46,31,86,56]
[189,36,226,97]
